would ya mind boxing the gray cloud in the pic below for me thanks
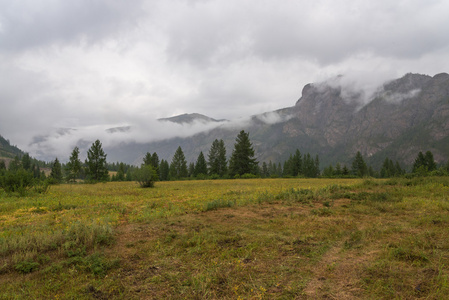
[1,0,449,161]
[0,0,145,51]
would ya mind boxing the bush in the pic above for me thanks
[0,169,34,196]
[134,165,157,188]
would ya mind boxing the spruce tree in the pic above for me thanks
[8,156,21,171]
[194,152,208,176]
[208,139,227,177]
[412,151,427,173]
[143,152,159,180]
[351,151,368,177]
[50,158,63,183]
[21,153,32,171]
[116,163,126,181]
[85,140,109,182]
[159,159,170,181]
[151,152,160,173]
[143,152,152,166]
[229,130,258,177]
[169,146,188,179]
[0,160,6,171]
[261,162,268,178]
[292,149,302,176]
[424,151,437,172]
[66,146,82,182]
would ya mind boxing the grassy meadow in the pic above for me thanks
[1,177,449,299]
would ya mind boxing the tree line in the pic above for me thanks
[2,130,449,196]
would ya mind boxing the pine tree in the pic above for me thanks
[21,153,32,171]
[66,146,82,182]
[159,159,170,181]
[335,163,342,176]
[261,162,268,178]
[277,162,283,177]
[50,158,63,183]
[292,149,302,176]
[0,160,6,171]
[8,156,21,171]
[194,152,208,177]
[169,146,188,180]
[208,139,227,177]
[351,151,368,177]
[229,130,258,177]
[116,163,126,181]
[151,152,160,173]
[143,152,152,166]
[380,157,393,178]
[85,140,109,182]
[413,151,427,173]
[424,151,437,172]
[143,152,160,180]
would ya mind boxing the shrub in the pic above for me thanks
[134,165,157,188]
[0,169,34,196]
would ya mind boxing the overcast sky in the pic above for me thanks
[1,0,449,160]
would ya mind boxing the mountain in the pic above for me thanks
[111,72,449,170]
[158,113,227,124]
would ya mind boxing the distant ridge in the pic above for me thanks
[158,113,227,124]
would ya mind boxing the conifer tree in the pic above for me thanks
[292,149,302,176]
[194,151,208,176]
[413,151,426,173]
[424,151,437,172]
[208,139,227,177]
[85,140,109,182]
[143,152,152,166]
[229,130,258,177]
[143,152,159,180]
[8,156,21,171]
[116,163,126,181]
[351,151,368,177]
[277,162,283,177]
[50,158,63,183]
[169,146,188,179]
[66,146,82,182]
[0,160,6,171]
[159,159,170,181]
[21,153,31,171]
[261,162,269,178]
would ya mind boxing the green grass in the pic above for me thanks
[1,177,449,298]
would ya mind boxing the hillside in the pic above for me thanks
[111,73,449,170]
[0,135,23,165]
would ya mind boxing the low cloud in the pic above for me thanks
[255,111,294,125]
[26,118,227,162]
[379,89,421,104]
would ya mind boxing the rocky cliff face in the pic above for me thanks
[288,72,449,166]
